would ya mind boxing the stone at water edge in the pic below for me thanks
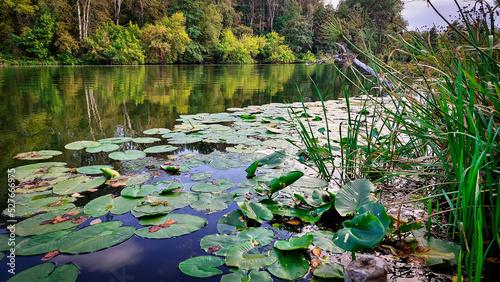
[344,255,390,282]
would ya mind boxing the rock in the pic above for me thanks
[344,255,389,282]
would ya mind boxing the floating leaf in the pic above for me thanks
[84,195,113,217]
[133,137,161,144]
[335,179,376,216]
[209,158,242,170]
[221,269,272,282]
[313,262,344,278]
[332,212,386,252]
[135,213,206,239]
[64,140,100,150]
[85,144,120,153]
[190,173,212,181]
[178,256,225,278]
[14,162,67,182]
[217,209,247,234]
[237,227,274,246]
[109,150,146,161]
[53,176,106,195]
[6,263,78,282]
[274,234,313,250]
[16,230,71,256]
[101,167,120,178]
[144,128,171,135]
[245,161,258,178]
[190,193,233,213]
[412,231,461,265]
[90,218,102,225]
[98,137,132,144]
[144,145,178,153]
[60,221,134,254]
[269,171,304,194]
[121,184,157,198]
[191,179,235,192]
[157,181,184,194]
[200,234,244,256]
[226,240,278,269]
[15,209,85,236]
[309,231,344,253]
[76,165,113,175]
[237,200,273,223]
[13,150,63,160]
[267,250,309,280]
[132,193,199,217]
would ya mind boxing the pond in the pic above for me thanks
[0,64,365,281]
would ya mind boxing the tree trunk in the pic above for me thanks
[114,0,123,25]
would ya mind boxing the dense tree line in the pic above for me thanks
[0,0,409,64]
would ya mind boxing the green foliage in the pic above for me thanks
[263,32,295,64]
[280,2,313,53]
[141,13,191,64]
[84,22,145,65]
[216,29,254,63]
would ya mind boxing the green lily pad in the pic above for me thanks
[76,165,114,175]
[157,181,184,194]
[109,196,142,214]
[14,162,67,182]
[14,173,71,194]
[309,231,344,253]
[293,176,328,188]
[226,145,256,153]
[6,263,78,282]
[221,269,272,282]
[133,137,161,144]
[86,144,120,153]
[132,193,199,217]
[64,140,100,150]
[209,158,242,170]
[13,150,63,160]
[144,145,178,153]
[332,212,386,252]
[16,230,72,256]
[200,234,244,256]
[84,195,113,217]
[190,173,212,181]
[107,173,151,186]
[238,227,274,246]
[412,230,461,265]
[98,137,133,144]
[168,135,203,144]
[274,234,313,250]
[313,262,344,278]
[109,150,146,161]
[226,240,279,269]
[217,209,247,234]
[335,179,376,216]
[267,250,308,280]
[245,161,258,178]
[190,193,233,213]
[0,234,22,251]
[237,200,273,223]
[269,171,304,194]
[4,202,75,218]
[53,176,106,195]
[135,213,207,239]
[191,179,235,192]
[60,221,135,254]
[144,128,171,135]
[257,151,286,168]
[178,256,225,278]
[15,209,86,236]
[121,184,157,198]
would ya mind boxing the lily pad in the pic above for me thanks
[107,173,151,186]
[168,135,203,144]
[191,179,235,192]
[13,150,63,160]
[238,227,274,246]
[53,176,106,195]
[144,128,171,135]
[267,250,309,280]
[190,173,212,181]
[237,200,273,223]
[14,162,67,182]
[98,137,133,144]
[178,256,225,278]
[133,137,161,144]
[190,193,233,213]
[209,158,242,170]
[16,230,72,256]
[144,145,178,153]
[245,161,258,178]
[309,231,344,253]
[109,150,146,161]
[217,209,247,234]
[412,230,461,265]
[121,184,157,198]
[15,209,86,236]
[313,262,344,278]
[257,151,286,168]
[60,221,135,254]
[135,213,207,239]
[269,171,304,194]
[86,144,120,153]
[157,181,184,194]
[6,263,78,282]
[64,140,100,150]
[274,234,313,250]
[76,165,114,175]
[221,269,272,282]
[132,193,199,217]
[109,196,142,214]
[335,179,376,216]
[226,240,279,269]
[84,195,113,217]
[200,234,245,256]
[332,212,386,252]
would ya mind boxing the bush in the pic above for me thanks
[263,32,295,64]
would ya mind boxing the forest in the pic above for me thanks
[0,0,413,65]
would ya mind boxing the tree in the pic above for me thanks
[141,12,191,63]
[0,0,37,44]
[262,31,295,63]
[281,2,312,53]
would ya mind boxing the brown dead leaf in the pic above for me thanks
[71,193,84,198]
[312,247,322,257]
[70,168,77,173]
[311,258,322,269]
[415,245,431,253]
[72,215,89,224]
[207,245,221,254]
[48,201,62,207]
[90,218,102,225]
[286,220,301,225]
[164,161,172,165]
[159,219,177,228]
[87,188,98,192]
[65,211,82,216]
[41,250,60,261]
[486,257,500,264]
[111,182,127,188]
[149,226,161,233]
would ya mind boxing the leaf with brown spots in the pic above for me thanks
[149,225,161,233]
[158,218,177,228]
[71,216,89,224]
[48,201,62,207]
[41,250,60,261]
[415,245,431,253]
[207,245,221,254]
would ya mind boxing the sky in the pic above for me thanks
[324,0,497,30]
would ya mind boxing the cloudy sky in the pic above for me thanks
[325,0,497,30]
